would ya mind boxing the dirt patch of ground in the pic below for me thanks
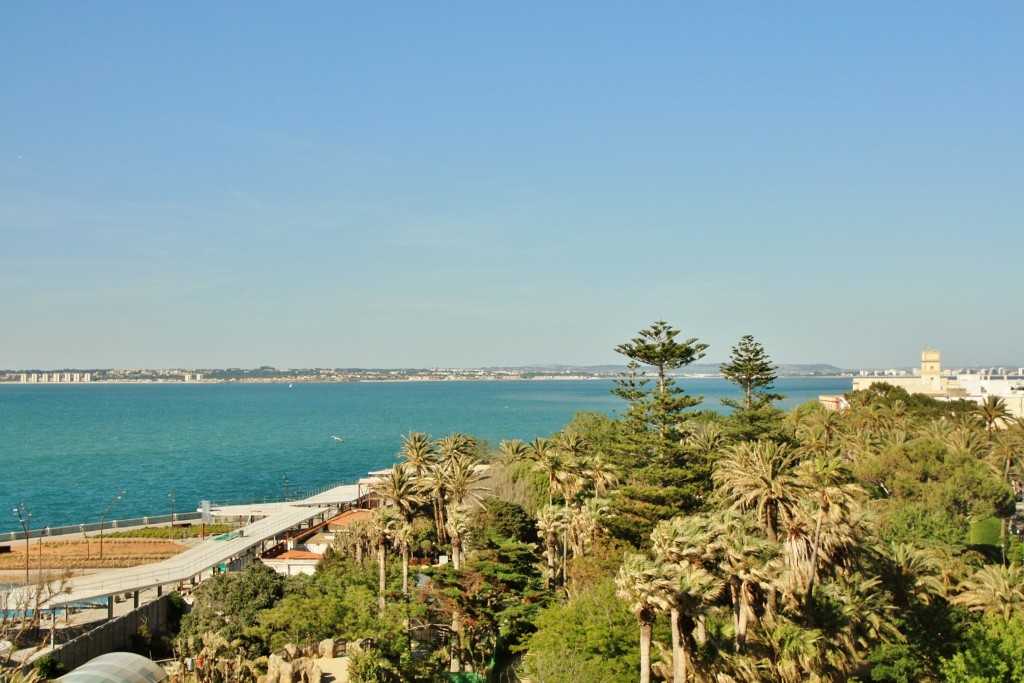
[0,538,189,573]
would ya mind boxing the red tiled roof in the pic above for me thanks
[273,550,321,560]
[326,508,374,530]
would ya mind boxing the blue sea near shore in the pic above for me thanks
[0,377,851,533]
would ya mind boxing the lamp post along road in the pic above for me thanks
[284,474,290,501]
[99,490,125,560]
[12,503,30,586]
[169,488,175,536]
[39,526,48,581]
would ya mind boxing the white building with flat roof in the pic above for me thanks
[852,350,951,397]
[850,350,1024,419]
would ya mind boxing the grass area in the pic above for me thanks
[107,524,236,539]
[968,517,1002,547]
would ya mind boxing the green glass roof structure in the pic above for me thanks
[55,652,167,683]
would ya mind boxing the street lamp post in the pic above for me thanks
[98,490,125,560]
[12,503,30,586]
[283,474,290,501]
[40,526,48,577]
[169,488,175,534]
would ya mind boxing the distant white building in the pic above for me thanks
[849,350,1024,419]
[852,350,950,397]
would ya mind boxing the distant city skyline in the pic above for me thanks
[4,358,1024,377]
[3,5,1022,371]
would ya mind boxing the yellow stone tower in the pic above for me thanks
[921,350,942,393]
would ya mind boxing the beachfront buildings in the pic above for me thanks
[846,350,1024,418]
[20,372,92,383]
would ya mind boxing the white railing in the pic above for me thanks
[0,513,202,544]
[48,506,325,606]
[2,481,362,609]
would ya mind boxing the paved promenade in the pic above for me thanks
[2,483,365,611]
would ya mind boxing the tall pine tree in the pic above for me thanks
[614,320,708,454]
[720,334,781,411]
[606,321,712,544]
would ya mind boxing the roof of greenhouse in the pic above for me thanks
[55,651,167,683]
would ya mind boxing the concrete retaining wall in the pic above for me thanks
[50,594,174,672]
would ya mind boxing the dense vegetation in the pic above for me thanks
[174,322,1024,683]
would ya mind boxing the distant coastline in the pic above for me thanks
[0,371,852,385]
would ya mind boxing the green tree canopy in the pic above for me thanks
[521,578,639,683]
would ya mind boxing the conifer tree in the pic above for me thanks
[611,360,652,434]
[614,320,708,454]
[606,321,712,544]
[720,334,781,411]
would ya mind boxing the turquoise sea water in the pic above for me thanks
[0,377,850,532]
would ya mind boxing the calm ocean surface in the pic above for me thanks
[0,377,850,532]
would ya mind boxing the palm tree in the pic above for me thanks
[981,430,1024,561]
[713,440,802,543]
[429,432,478,543]
[371,462,425,523]
[991,429,1024,484]
[616,553,671,683]
[974,395,1012,436]
[875,542,945,608]
[682,420,728,460]
[952,564,1024,619]
[876,400,913,434]
[841,428,879,463]
[582,455,622,496]
[554,430,590,461]
[536,504,569,590]
[650,512,729,646]
[397,431,437,475]
[915,417,953,443]
[436,432,477,462]
[660,561,723,683]
[445,505,471,570]
[526,437,565,506]
[796,455,863,614]
[651,513,727,569]
[759,618,842,683]
[777,510,815,605]
[718,515,782,652]
[822,572,901,669]
[799,407,844,456]
[943,426,989,459]
[424,459,452,544]
[347,518,372,565]
[392,521,415,596]
[446,451,485,507]
[497,438,528,466]
[569,497,609,559]
[649,516,725,683]
[550,455,584,505]
[550,432,589,585]
[369,507,398,614]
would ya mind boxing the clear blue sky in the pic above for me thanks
[2,3,1022,370]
